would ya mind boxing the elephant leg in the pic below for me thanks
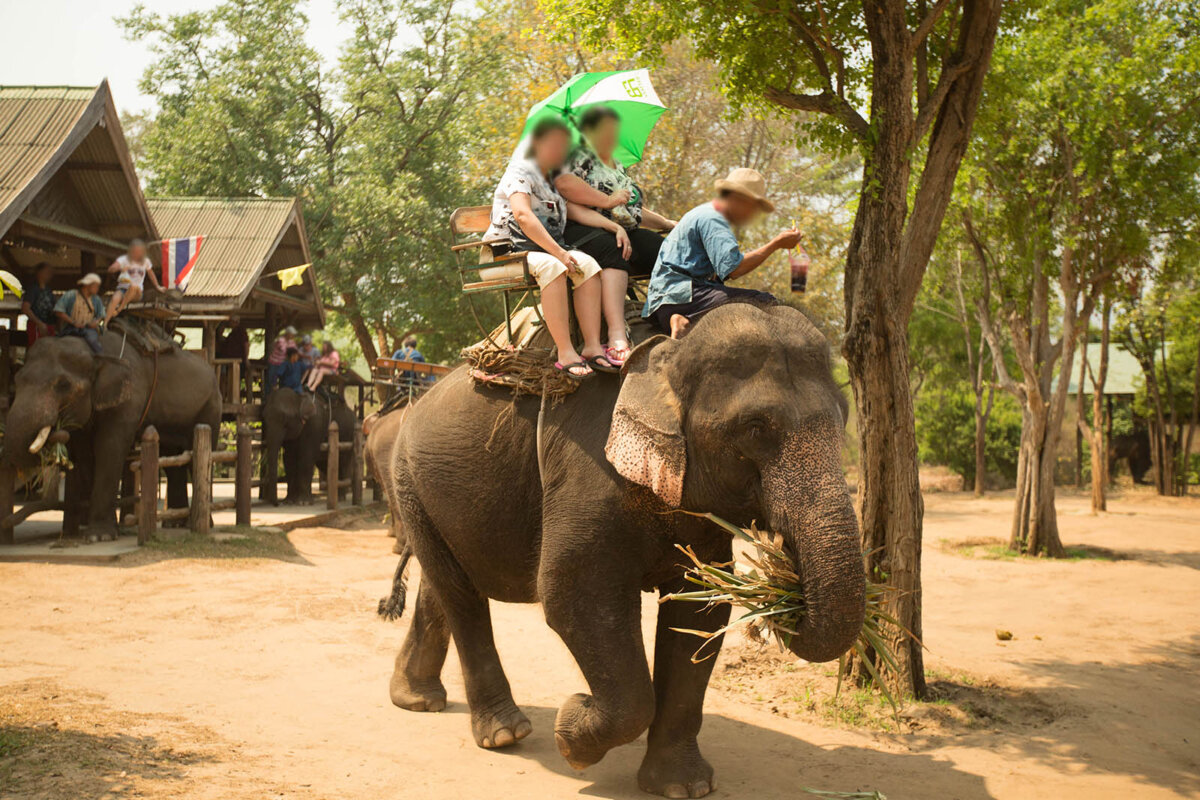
[295,447,316,504]
[163,456,190,526]
[542,552,656,771]
[638,585,731,799]
[61,459,88,538]
[263,442,282,505]
[390,576,450,712]
[85,426,135,539]
[402,504,529,749]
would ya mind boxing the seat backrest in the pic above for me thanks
[450,206,491,236]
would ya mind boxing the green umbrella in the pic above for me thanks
[518,69,666,167]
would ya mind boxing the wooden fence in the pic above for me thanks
[0,419,366,545]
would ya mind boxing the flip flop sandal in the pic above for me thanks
[554,360,594,380]
[585,354,621,374]
[604,345,631,366]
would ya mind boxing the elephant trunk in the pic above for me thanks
[762,430,865,664]
[1,394,59,468]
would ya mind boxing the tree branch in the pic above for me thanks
[764,87,869,140]
[910,0,955,54]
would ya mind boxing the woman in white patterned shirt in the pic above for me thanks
[484,118,618,379]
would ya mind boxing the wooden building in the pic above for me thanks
[0,82,156,402]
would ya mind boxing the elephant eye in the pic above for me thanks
[54,377,73,394]
[743,419,767,438]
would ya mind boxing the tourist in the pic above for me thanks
[104,239,161,325]
[20,262,57,346]
[555,105,676,366]
[298,334,318,367]
[304,340,340,392]
[484,117,612,379]
[266,325,298,394]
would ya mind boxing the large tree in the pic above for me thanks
[546,0,1003,696]
[957,0,1200,553]
[119,0,500,363]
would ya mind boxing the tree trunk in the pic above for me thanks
[1010,403,1066,557]
[340,289,379,367]
[1184,338,1200,495]
[1089,300,1111,511]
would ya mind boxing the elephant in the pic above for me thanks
[260,387,355,505]
[1109,428,1152,484]
[1,329,221,539]
[380,302,865,798]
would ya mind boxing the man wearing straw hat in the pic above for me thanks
[642,167,803,338]
[53,273,106,355]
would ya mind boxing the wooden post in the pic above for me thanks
[352,420,364,506]
[326,421,339,511]
[235,424,252,526]
[0,464,14,545]
[139,426,159,544]
[190,424,212,535]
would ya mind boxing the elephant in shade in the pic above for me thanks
[1,331,221,539]
[378,303,865,798]
[260,387,355,505]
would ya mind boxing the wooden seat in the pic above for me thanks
[373,357,452,403]
[450,205,542,341]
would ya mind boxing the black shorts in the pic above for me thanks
[650,283,777,333]
[563,222,664,278]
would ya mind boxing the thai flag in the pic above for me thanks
[161,236,204,291]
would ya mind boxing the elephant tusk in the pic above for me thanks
[29,426,53,454]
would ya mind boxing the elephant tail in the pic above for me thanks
[377,544,412,621]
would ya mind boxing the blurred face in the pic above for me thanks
[129,243,146,261]
[722,192,762,227]
[533,128,570,171]
[80,282,98,297]
[586,117,620,160]
[35,265,53,285]
[323,342,334,354]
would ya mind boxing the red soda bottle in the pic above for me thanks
[789,246,810,293]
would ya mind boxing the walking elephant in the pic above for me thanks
[380,303,865,798]
[260,387,355,505]
[0,329,221,539]
[1109,428,1152,484]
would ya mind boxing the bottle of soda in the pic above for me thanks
[789,246,810,293]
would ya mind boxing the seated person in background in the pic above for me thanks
[21,262,57,346]
[266,326,298,394]
[484,117,612,379]
[54,273,106,355]
[104,239,161,325]
[392,335,427,387]
[298,334,318,367]
[643,168,802,339]
[555,105,676,366]
[277,347,306,392]
[304,340,340,392]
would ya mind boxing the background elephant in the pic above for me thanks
[1,329,221,539]
[1109,428,1153,484]
[260,387,355,505]
[380,303,865,798]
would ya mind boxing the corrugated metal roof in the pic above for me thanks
[147,197,310,300]
[0,82,155,242]
[1063,343,1145,396]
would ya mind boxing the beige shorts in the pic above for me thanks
[525,250,601,289]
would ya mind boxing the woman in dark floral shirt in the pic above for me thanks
[21,262,57,346]
[555,106,676,366]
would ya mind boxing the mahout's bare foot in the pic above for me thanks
[669,314,690,339]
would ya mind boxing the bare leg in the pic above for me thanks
[573,273,606,359]
[103,289,126,325]
[669,314,690,339]
[600,268,631,358]
[541,275,588,376]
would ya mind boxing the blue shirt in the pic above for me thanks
[642,203,744,317]
[277,360,306,392]
[391,346,425,363]
[53,290,105,330]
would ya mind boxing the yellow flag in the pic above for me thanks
[277,263,310,291]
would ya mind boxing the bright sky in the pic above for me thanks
[0,0,347,114]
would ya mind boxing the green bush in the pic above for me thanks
[916,386,1023,489]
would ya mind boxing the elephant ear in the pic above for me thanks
[605,335,685,507]
[92,356,133,411]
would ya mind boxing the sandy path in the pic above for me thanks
[0,490,1197,799]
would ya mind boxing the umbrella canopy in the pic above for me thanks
[517,69,666,167]
[0,270,20,300]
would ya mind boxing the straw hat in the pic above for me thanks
[714,168,775,213]
[77,273,101,286]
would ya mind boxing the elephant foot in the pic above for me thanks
[389,671,447,713]
[638,741,716,799]
[554,692,615,769]
[471,699,532,749]
[83,524,120,543]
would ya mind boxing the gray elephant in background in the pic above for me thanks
[379,303,865,798]
[260,387,355,505]
[1,331,221,539]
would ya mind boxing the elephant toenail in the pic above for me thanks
[690,781,711,797]
[664,785,689,799]
[492,728,515,747]
[514,720,533,740]
[481,737,492,748]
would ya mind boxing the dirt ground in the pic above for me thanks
[1,489,1197,800]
